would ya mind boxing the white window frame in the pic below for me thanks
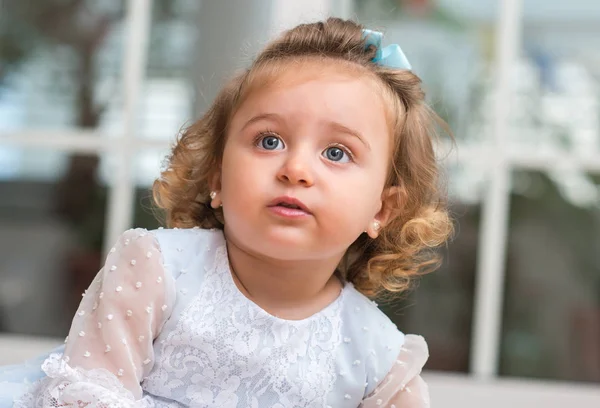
[1,0,599,405]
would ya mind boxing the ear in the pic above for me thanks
[207,166,223,208]
[208,168,222,192]
[366,185,404,239]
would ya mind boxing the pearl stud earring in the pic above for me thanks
[210,191,217,199]
[373,220,381,231]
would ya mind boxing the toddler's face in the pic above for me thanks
[219,62,392,262]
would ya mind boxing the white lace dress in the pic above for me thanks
[5,228,431,408]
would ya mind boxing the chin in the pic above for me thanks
[252,228,315,259]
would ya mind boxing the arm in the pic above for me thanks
[360,335,431,408]
[16,229,176,407]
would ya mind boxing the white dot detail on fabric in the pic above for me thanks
[122,338,127,345]
[117,369,124,377]
[161,304,168,311]
[110,265,117,271]
[99,292,104,299]
[146,251,152,258]
[84,351,91,358]
[135,281,142,289]
[126,310,133,317]
[77,310,85,316]
[64,336,68,344]
[110,247,116,253]
[344,394,351,400]
[353,360,360,366]
[105,345,111,353]
[374,377,379,382]
[78,331,85,337]
[116,286,123,292]
[93,302,98,311]
[143,358,151,365]
[130,259,137,266]
[138,335,145,342]
[343,337,351,343]
[97,322,102,329]
[124,239,130,246]
[107,314,114,321]
[146,306,152,314]
[156,277,162,283]
[376,399,382,406]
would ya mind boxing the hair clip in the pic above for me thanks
[362,29,412,70]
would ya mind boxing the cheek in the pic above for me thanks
[322,173,384,230]
[220,143,267,208]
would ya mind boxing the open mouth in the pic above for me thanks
[277,202,301,209]
[268,196,312,217]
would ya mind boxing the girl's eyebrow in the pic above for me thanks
[325,121,371,151]
[241,113,282,131]
[241,113,371,150]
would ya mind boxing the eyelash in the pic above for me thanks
[253,131,356,163]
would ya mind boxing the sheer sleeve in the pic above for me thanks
[15,228,176,407]
[360,335,431,408]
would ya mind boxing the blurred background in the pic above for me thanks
[0,0,599,406]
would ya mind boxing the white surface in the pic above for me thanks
[0,335,61,366]
[425,372,600,407]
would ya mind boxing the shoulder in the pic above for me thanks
[341,285,405,348]
[108,227,225,269]
[149,226,225,251]
[341,285,425,395]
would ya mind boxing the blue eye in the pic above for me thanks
[323,146,350,163]
[259,135,284,150]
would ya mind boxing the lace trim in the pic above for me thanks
[144,244,344,407]
[14,353,138,408]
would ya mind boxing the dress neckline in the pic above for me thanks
[214,244,349,325]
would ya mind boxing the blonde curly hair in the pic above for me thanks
[153,17,453,297]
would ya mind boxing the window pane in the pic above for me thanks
[379,164,485,372]
[0,0,126,133]
[130,149,170,230]
[354,0,499,144]
[501,170,600,382]
[512,0,600,154]
[138,0,201,140]
[0,149,108,338]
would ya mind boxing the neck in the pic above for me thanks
[224,235,344,318]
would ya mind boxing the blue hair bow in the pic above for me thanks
[362,29,412,70]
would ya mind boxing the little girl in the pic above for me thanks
[0,18,452,407]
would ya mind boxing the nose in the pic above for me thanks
[276,150,314,187]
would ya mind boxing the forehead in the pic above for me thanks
[232,59,392,132]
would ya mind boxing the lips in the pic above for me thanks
[267,196,312,215]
